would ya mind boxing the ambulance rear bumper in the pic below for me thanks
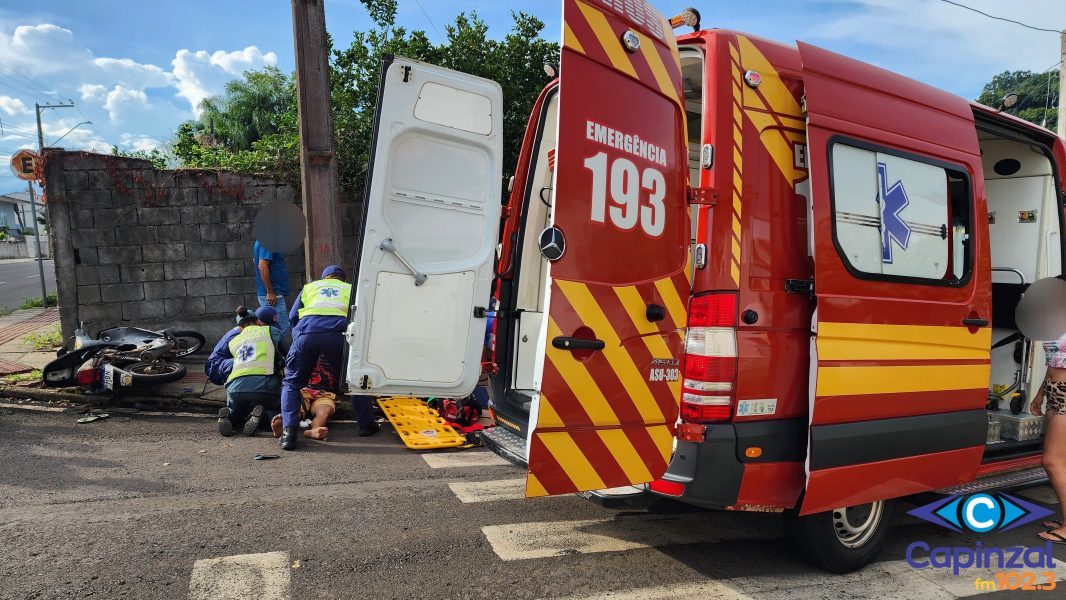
[654,423,744,509]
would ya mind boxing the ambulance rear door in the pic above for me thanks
[798,42,991,515]
[524,0,691,497]
[345,56,503,398]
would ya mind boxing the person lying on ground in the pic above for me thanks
[270,359,336,440]
[205,306,289,437]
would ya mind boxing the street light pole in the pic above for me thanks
[1058,30,1065,140]
[26,181,47,307]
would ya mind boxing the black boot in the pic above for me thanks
[279,426,298,450]
[217,407,234,437]
[358,422,380,437]
[242,405,264,436]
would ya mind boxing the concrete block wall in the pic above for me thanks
[43,151,338,345]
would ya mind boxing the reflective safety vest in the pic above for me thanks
[298,278,352,318]
[227,325,276,382]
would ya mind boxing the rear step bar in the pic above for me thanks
[935,466,1048,495]
[481,426,528,467]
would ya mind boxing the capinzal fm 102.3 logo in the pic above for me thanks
[909,493,1053,533]
[905,493,1057,580]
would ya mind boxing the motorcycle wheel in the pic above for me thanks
[171,331,206,357]
[126,361,187,384]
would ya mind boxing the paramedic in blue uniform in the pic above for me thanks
[278,265,377,450]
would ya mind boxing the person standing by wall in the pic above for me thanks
[253,240,290,338]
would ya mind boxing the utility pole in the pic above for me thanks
[35,102,75,151]
[1059,30,1065,141]
[291,0,344,279]
[30,101,72,309]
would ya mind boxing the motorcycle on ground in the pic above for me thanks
[42,324,206,391]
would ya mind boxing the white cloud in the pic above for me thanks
[171,46,277,116]
[0,95,30,116]
[118,133,160,152]
[79,84,106,101]
[103,85,148,124]
[805,0,1063,98]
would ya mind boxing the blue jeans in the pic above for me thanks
[227,391,281,430]
[258,295,290,339]
[280,331,344,428]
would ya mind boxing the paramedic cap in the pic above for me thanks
[255,306,278,326]
[321,265,346,279]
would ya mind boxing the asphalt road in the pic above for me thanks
[1,404,1063,600]
[0,259,55,313]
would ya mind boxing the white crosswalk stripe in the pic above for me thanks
[448,478,527,503]
[188,551,290,600]
[421,450,512,469]
[481,513,779,561]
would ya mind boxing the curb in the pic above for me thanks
[0,383,223,412]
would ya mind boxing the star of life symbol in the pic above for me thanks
[320,287,340,298]
[236,343,256,362]
[878,162,912,264]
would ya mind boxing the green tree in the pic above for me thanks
[977,70,1059,132]
[171,5,558,197]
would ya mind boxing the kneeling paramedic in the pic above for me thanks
[205,306,286,436]
[279,265,377,450]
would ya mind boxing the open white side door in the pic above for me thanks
[345,56,503,398]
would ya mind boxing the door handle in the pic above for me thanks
[552,336,605,351]
[379,238,427,286]
[962,317,989,327]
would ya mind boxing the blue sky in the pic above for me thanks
[1,0,1062,193]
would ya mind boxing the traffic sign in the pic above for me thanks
[9,149,41,181]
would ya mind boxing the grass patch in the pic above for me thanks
[19,292,58,309]
[23,324,63,351]
[1,369,41,384]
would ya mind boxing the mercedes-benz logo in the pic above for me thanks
[538,226,566,262]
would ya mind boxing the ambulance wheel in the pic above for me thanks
[783,500,892,574]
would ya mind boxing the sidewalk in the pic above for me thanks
[0,309,228,410]
[0,307,60,374]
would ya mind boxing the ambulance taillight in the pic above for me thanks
[680,293,738,423]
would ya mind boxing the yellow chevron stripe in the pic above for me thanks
[652,277,687,332]
[730,260,741,285]
[646,424,675,465]
[733,190,742,217]
[731,235,741,263]
[597,428,654,483]
[731,216,742,240]
[538,431,607,491]
[684,252,692,286]
[818,322,992,361]
[546,316,620,426]
[732,165,743,194]
[660,16,682,70]
[732,102,743,127]
[634,30,680,107]
[733,146,743,171]
[536,393,565,429]
[733,126,743,151]
[736,36,802,117]
[576,1,638,78]
[556,280,667,424]
[613,285,682,400]
[729,43,739,64]
[526,472,549,498]
[563,22,586,54]
[817,364,991,397]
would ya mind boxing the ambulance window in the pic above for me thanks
[414,82,493,135]
[830,141,971,284]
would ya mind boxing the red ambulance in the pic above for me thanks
[345,1,1066,573]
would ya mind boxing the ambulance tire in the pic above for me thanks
[783,500,893,574]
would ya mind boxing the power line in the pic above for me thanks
[412,0,444,40]
[938,0,1063,34]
